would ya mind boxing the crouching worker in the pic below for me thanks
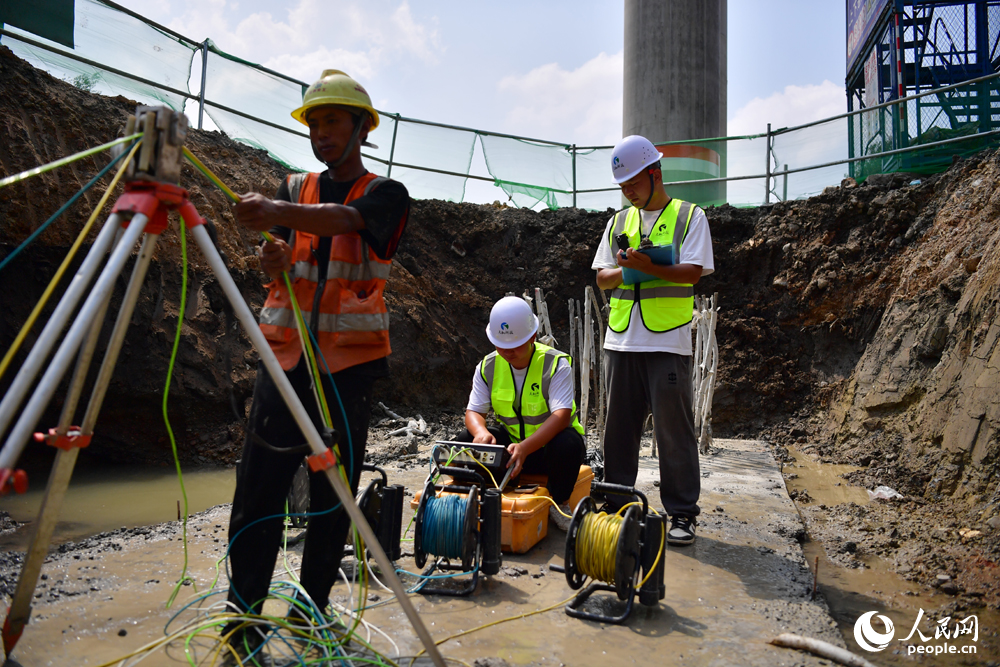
[453,296,586,531]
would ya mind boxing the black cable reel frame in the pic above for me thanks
[556,482,666,624]
[285,458,405,564]
[412,459,502,596]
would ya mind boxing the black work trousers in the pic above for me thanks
[226,358,373,615]
[452,425,585,505]
[602,350,700,517]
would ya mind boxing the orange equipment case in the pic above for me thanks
[410,465,593,555]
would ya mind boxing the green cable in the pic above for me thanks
[260,229,335,430]
[165,218,196,608]
[0,133,142,189]
[180,147,337,433]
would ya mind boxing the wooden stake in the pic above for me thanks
[812,555,819,600]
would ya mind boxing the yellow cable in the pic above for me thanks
[576,511,622,584]
[573,502,665,589]
[413,593,577,660]
[0,133,141,190]
[182,146,239,202]
[182,147,334,430]
[0,141,142,382]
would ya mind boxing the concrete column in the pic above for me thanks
[624,0,727,206]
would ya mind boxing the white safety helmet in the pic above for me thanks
[610,135,663,184]
[486,296,538,349]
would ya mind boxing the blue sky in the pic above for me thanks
[113,0,848,145]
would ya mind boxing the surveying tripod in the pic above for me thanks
[0,106,445,667]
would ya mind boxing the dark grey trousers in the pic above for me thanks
[602,349,700,517]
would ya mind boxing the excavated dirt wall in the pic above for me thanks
[1,48,999,596]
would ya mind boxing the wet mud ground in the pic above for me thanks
[784,446,1000,666]
[3,438,853,667]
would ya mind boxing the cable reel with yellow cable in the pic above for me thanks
[554,482,666,624]
[412,453,503,596]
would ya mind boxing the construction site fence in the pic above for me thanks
[3,0,1000,212]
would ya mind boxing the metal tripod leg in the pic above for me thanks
[190,224,447,667]
[1,233,161,655]
[0,213,124,447]
[0,214,147,469]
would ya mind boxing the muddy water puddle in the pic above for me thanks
[0,462,234,548]
[784,446,996,664]
[782,445,870,506]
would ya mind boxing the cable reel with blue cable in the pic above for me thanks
[551,482,666,624]
[412,455,502,596]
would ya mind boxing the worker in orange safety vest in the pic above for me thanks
[223,69,409,651]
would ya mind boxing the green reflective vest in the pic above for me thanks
[607,199,697,333]
[479,343,585,443]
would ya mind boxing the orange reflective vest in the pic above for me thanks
[258,171,393,372]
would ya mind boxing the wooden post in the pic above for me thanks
[580,293,592,434]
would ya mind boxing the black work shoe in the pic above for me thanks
[220,625,272,667]
[667,515,696,546]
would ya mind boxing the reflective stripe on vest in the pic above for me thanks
[479,343,585,442]
[607,199,696,334]
[258,171,394,372]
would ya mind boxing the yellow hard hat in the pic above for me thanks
[291,69,380,130]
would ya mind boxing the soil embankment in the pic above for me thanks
[1,44,999,656]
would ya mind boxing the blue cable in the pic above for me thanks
[421,494,467,559]
[394,565,480,581]
[304,322,354,477]
[224,277,363,615]
[223,505,341,612]
[0,144,132,273]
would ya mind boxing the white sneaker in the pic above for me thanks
[548,504,572,532]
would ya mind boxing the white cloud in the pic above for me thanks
[265,47,378,83]
[497,51,623,146]
[725,80,849,198]
[728,80,845,136]
[136,0,440,80]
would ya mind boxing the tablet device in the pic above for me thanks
[620,245,674,285]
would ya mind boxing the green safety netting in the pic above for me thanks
[850,77,1000,183]
[573,146,620,212]
[385,120,476,203]
[479,134,576,210]
[201,42,315,172]
[5,0,1000,211]
[0,0,75,48]
[772,116,850,200]
[1,0,195,112]
[720,135,768,207]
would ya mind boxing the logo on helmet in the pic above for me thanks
[612,156,624,172]
[498,322,512,335]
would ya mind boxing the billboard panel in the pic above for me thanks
[847,0,890,74]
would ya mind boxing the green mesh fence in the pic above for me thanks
[201,42,314,171]
[3,0,1000,211]
[384,120,477,203]
[1,0,196,111]
[479,135,575,209]
[849,75,1000,182]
